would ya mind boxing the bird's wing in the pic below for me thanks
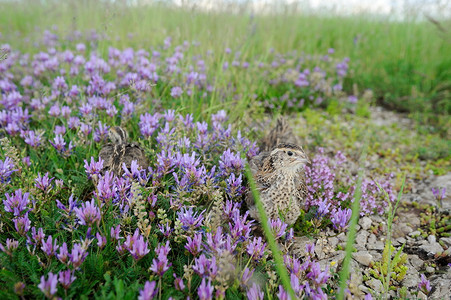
[99,144,115,172]
[122,144,149,169]
[249,151,269,174]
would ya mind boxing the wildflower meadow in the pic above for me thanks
[1,1,450,299]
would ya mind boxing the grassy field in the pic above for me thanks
[0,1,450,299]
[1,0,450,118]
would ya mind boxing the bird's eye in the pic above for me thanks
[287,151,293,156]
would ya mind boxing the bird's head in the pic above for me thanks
[269,143,309,172]
[108,126,128,144]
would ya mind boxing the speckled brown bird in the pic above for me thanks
[99,127,148,176]
[247,118,309,225]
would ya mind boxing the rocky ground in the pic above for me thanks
[286,106,451,299]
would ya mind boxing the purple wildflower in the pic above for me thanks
[432,187,446,207]
[170,86,183,98]
[246,237,266,262]
[330,208,352,232]
[185,233,203,256]
[23,130,42,147]
[240,267,255,289]
[13,213,31,235]
[96,232,107,249]
[127,230,150,261]
[31,227,45,245]
[270,218,288,239]
[38,272,58,299]
[193,254,218,278]
[158,222,173,238]
[59,270,76,290]
[247,283,264,300]
[418,274,431,295]
[219,149,244,175]
[35,172,54,193]
[0,157,18,183]
[149,241,172,276]
[74,199,101,226]
[95,171,115,201]
[198,278,214,300]
[174,274,185,291]
[41,235,59,257]
[305,243,315,256]
[226,173,245,197]
[0,238,19,256]
[277,285,290,300]
[110,224,122,240]
[4,189,29,216]
[138,281,158,300]
[57,242,69,264]
[84,157,104,178]
[69,243,88,268]
[177,206,204,231]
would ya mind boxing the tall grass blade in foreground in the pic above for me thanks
[377,175,406,299]
[244,164,295,299]
[337,132,369,300]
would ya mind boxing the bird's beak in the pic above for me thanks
[296,157,310,164]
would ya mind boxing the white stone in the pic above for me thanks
[359,216,372,230]
[352,251,374,267]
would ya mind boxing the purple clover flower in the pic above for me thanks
[240,267,255,289]
[270,218,288,239]
[177,206,204,231]
[13,213,31,235]
[138,281,158,300]
[4,189,29,216]
[246,237,266,262]
[70,243,88,268]
[59,269,76,290]
[247,283,264,300]
[35,172,54,193]
[193,254,218,278]
[57,242,69,265]
[74,199,101,226]
[330,208,352,232]
[84,157,104,178]
[23,130,42,148]
[149,241,171,276]
[173,274,185,291]
[41,235,59,257]
[170,86,183,98]
[0,157,18,183]
[418,274,431,295]
[185,233,203,256]
[38,272,58,299]
[0,238,19,256]
[96,232,107,249]
[124,229,150,261]
[198,278,214,300]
